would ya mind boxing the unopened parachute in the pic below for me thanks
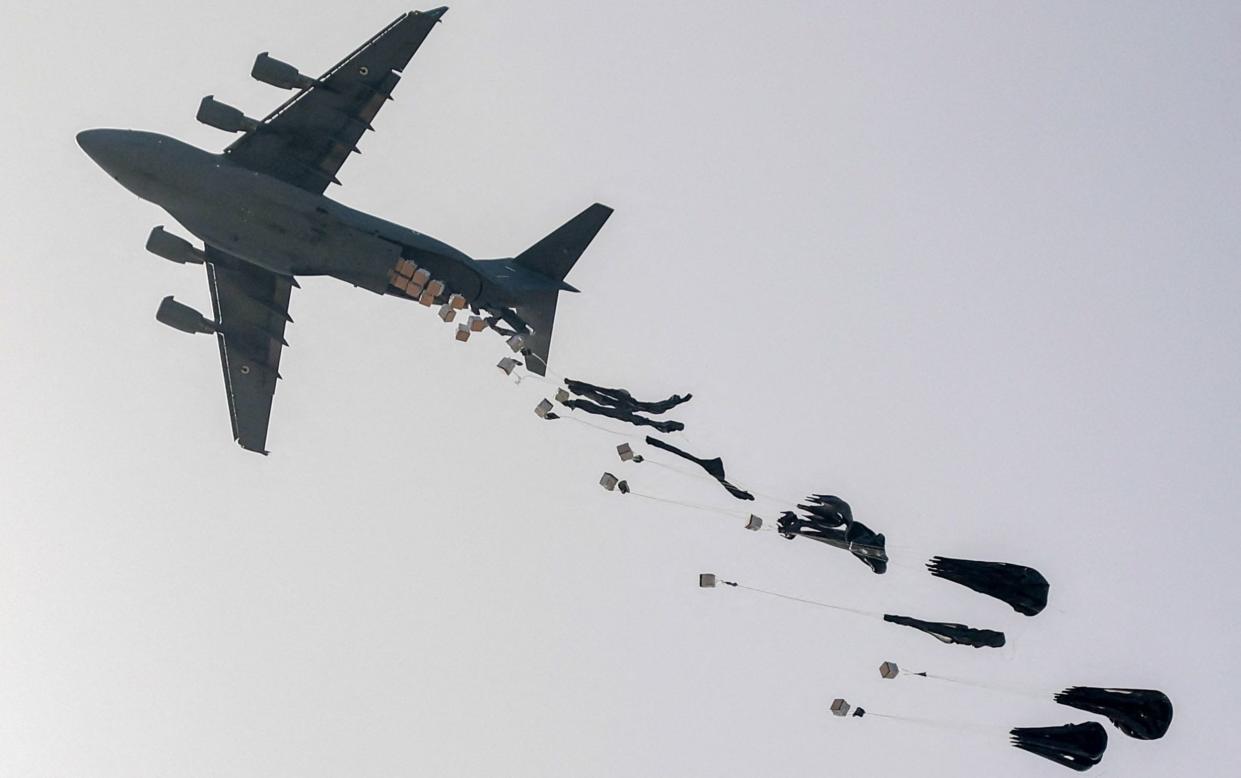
[563,378,691,414]
[643,436,754,501]
[882,614,1006,648]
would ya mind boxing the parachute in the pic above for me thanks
[1054,687,1173,741]
[778,511,888,574]
[881,614,1006,648]
[927,556,1050,616]
[560,398,685,432]
[563,378,692,414]
[1010,722,1108,772]
[643,436,754,501]
[796,494,852,527]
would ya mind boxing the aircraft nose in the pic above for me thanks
[76,128,129,171]
[76,128,106,158]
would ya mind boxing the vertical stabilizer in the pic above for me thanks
[512,203,612,375]
[514,203,612,283]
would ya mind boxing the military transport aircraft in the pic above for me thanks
[77,7,611,454]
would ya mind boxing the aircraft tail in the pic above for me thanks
[513,203,612,375]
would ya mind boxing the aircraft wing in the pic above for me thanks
[205,247,294,454]
[224,8,446,193]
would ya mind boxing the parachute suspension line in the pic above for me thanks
[859,711,999,738]
[923,673,1046,699]
[901,670,1047,700]
[726,581,881,619]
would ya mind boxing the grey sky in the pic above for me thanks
[3,1,1238,775]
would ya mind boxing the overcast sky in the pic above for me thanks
[3,1,1239,775]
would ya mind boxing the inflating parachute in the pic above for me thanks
[927,556,1050,616]
[796,494,852,527]
[1010,722,1108,772]
[778,510,889,574]
[1054,687,1173,741]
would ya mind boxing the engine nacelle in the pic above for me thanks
[156,296,216,335]
[196,95,258,133]
[251,52,315,90]
[146,226,204,264]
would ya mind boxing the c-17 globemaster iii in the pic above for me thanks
[77,7,611,454]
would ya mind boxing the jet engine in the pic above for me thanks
[146,226,204,264]
[251,52,316,90]
[196,95,258,133]
[156,296,216,335]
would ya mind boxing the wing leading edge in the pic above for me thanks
[224,8,447,193]
[205,247,294,453]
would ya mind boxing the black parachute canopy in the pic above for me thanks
[1054,687,1173,741]
[1010,722,1108,772]
[926,556,1050,617]
[796,494,852,528]
[778,512,888,574]
[562,398,685,433]
[643,436,754,501]
[563,378,692,415]
[882,614,1006,648]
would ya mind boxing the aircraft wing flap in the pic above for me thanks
[205,247,294,453]
[224,9,445,193]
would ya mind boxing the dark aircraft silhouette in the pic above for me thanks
[77,7,611,454]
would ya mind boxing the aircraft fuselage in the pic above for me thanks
[77,128,498,299]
